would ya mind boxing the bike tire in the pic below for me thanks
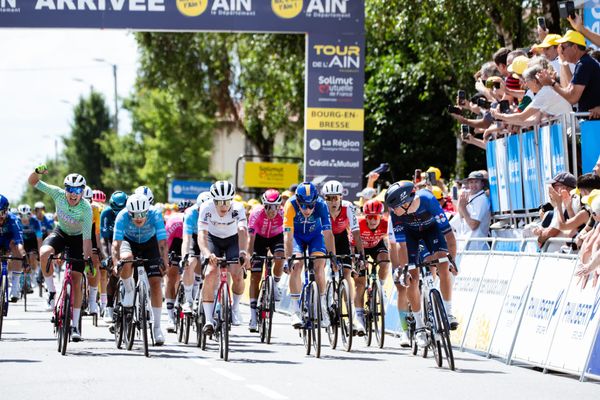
[140,289,149,357]
[265,276,274,345]
[310,281,321,358]
[184,314,191,344]
[60,283,71,356]
[300,287,311,355]
[339,279,353,352]
[125,290,137,351]
[364,288,373,346]
[114,289,124,349]
[373,281,385,349]
[22,279,28,313]
[219,287,230,361]
[431,289,455,370]
[196,308,205,349]
[176,283,184,342]
[325,280,338,349]
[0,274,7,340]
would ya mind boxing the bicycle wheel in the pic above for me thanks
[139,289,149,357]
[300,287,311,355]
[176,283,184,342]
[218,287,230,361]
[310,281,321,358]
[125,290,137,351]
[265,276,275,345]
[257,278,267,343]
[364,287,373,346]
[339,279,353,352]
[0,274,7,340]
[60,283,71,356]
[21,277,28,312]
[431,289,455,370]
[184,313,191,344]
[372,281,385,349]
[196,307,205,349]
[325,280,338,349]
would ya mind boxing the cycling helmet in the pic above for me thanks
[196,191,212,205]
[64,173,86,188]
[126,194,150,214]
[109,191,128,211]
[363,199,384,215]
[18,204,32,215]
[322,180,344,196]
[177,200,193,212]
[34,201,45,210]
[0,195,9,211]
[385,181,416,209]
[295,182,319,205]
[134,186,154,204]
[10,207,17,215]
[262,189,282,205]
[83,186,93,200]
[210,181,235,201]
[92,190,106,203]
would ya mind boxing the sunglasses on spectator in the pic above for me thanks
[213,199,232,207]
[265,204,279,212]
[129,211,148,219]
[299,202,316,210]
[365,214,381,220]
[65,186,84,195]
[325,195,341,202]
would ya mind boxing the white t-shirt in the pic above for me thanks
[550,58,576,81]
[198,201,247,238]
[529,85,573,116]
[451,190,491,248]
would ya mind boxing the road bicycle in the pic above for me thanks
[251,254,284,344]
[325,254,355,352]
[363,257,389,349]
[0,254,25,340]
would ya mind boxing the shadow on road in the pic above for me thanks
[0,359,42,363]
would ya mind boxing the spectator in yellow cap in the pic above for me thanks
[507,55,530,78]
[538,30,600,115]
[532,33,575,84]
[431,185,456,217]
[281,190,293,209]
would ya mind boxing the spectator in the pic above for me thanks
[574,192,600,287]
[531,33,575,85]
[554,173,600,238]
[537,30,600,113]
[451,171,491,250]
[568,13,600,49]
[431,186,456,218]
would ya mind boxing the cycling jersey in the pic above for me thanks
[35,214,54,236]
[198,201,247,239]
[0,213,24,249]
[330,200,359,234]
[34,180,93,240]
[283,196,332,236]
[92,202,103,235]
[165,212,184,251]
[18,216,43,242]
[248,205,283,238]
[100,206,119,242]
[354,217,388,249]
[183,204,199,235]
[113,208,167,244]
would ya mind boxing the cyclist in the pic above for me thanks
[198,181,248,334]
[180,191,212,314]
[81,186,103,317]
[321,180,366,334]
[284,182,335,328]
[28,167,93,342]
[90,189,109,315]
[33,201,54,238]
[135,186,154,206]
[17,204,42,295]
[0,196,28,302]
[112,193,169,346]
[385,181,458,349]
[164,199,192,333]
[246,189,285,332]
[100,191,128,323]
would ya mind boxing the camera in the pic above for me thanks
[558,1,575,19]
[485,79,501,90]
[457,90,466,105]
[447,105,463,115]
[477,97,492,109]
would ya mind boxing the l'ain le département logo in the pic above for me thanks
[176,0,209,17]
[271,0,303,19]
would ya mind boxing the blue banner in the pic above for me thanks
[507,134,524,210]
[581,120,600,173]
[521,130,542,210]
[168,179,211,203]
[588,330,600,376]
[550,123,567,176]
[486,141,500,213]
[584,0,600,50]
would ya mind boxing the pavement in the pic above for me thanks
[0,294,599,400]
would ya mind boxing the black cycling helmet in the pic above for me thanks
[177,200,194,212]
[385,181,416,209]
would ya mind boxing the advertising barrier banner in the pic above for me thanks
[550,123,567,176]
[521,130,542,210]
[168,179,211,203]
[580,120,600,174]
[511,256,577,366]
[539,125,553,203]
[495,138,510,212]
[586,327,600,377]
[243,161,299,189]
[507,134,524,210]
[584,0,600,50]
[486,141,500,213]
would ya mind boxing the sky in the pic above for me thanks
[0,29,139,203]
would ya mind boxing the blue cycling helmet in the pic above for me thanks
[385,181,416,209]
[295,182,319,205]
[0,195,8,211]
[109,191,128,212]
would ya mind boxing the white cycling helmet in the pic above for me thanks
[134,186,154,204]
[18,204,31,215]
[34,201,45,210]
[83,186,93,200]
[322,180,344,196]
[126,194,150,214]
[64,173,86,188]
[210,181,235,201]
[196,191,212,205]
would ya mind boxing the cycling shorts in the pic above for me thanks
[169,237,183,256]
[24,237,38,254]
[405,225,448,265]
[207,233,239,262]
[251,233,284,272]
[364,239,388,261]
[334,231,352,268]
[120,235,163,279]
[43,227,85,273]
[191,233,200,256]
[293,233,326,256]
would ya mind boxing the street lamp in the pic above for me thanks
[72,78,94,92]
[94,58,119,134]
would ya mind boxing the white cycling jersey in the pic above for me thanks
[198,200,247,239]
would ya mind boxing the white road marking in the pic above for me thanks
[4,320,20,326]
[211,367,245,381]
[191,358,211,366]
[246,384,288,399]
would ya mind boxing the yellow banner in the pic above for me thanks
[244,162,299,189]
[306,107,364,131]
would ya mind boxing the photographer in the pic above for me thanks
[451,171,491,250]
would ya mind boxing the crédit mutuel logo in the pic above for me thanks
[177,0,255,17]
[0,0,20,13]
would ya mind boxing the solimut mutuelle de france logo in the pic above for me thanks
[272,0,303,19]
[177,0,209,17]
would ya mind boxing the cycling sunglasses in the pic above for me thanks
[65,186,84,195]
[264,204,279,211]
[365,214,381,220]
[129,211,148,219]
[214,199,231,207]
[325,195,341,202]
[299,202,316,210]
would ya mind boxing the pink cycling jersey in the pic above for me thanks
[165,212,183,250]
[248,205,284,238]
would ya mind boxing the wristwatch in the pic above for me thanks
[552,80,558,87]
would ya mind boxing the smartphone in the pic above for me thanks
[426,172,436,184]
[414,169,422,183]
[558,1,575,19]
[457,90,466,105]
[499,99,510,114]
[452,186,459,201]
[447,105,463,115]
[477,97,491,109]
[537,16,546,30]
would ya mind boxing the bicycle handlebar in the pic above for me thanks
[116,257,163,271]
[46,254,92,274]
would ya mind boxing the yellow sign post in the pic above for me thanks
[244,162,299,189]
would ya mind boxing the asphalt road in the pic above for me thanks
[1,294,599,400]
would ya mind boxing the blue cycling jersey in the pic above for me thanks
[113,208,167,244]
[17,216,42,241]
[100,206,119,240]
[183,204,199,235]
[0,213,24,248]
[283,196,332,237]
[34,214,54,236]
[388,189,451,243]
